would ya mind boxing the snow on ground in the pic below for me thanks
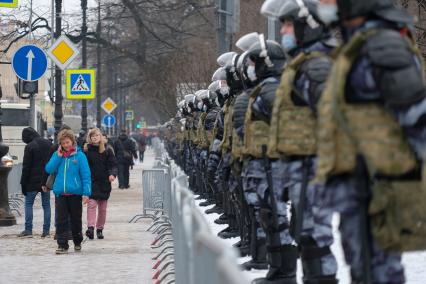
[0,151,157,284]
[195,197,426,284]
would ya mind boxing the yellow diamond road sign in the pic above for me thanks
[47,35,79,70]
[102,97,117,114]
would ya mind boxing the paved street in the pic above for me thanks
[0,151,156,284]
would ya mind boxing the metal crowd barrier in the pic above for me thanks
[129,160,171,223]
[136,141,249,284]
[8,163,24,216]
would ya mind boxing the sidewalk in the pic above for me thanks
[0,150,156,284]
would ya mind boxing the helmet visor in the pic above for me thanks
[217,52,237,67]
[236,32,260,51]
[261,0,288,18]
[197,90,210,100]
[184,94,195,104]
[211,67,227,81]
[208,80,220,93]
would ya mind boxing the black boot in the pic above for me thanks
[96,229,104,239]
[199,199,214,207]
[241,238,269,270]
[85,227,94,240]
[205,205,224,215]
[252,245,298,284]
[218,208,239,239]
[217,226,239,239]
[195,195,204,200]
[214,215,229,224]
[236,240,250,257]
[300,236,337,284]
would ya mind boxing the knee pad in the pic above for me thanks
[300,236,335,281]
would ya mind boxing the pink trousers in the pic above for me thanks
[87,199,108,230]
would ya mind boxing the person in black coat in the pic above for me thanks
[84,128,118,239]
[137,133,147,162]
[113,129,137,189]
[19,127,53,237]
[77,130,86,149]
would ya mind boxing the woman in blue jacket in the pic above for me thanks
[45,129,91,254]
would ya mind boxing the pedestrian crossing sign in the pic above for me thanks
[66,69,95,99]
[0,0,18,8]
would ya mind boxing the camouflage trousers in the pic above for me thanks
[191,148,201,191]
[277,158,337,276]
[317,174,405,283]
[198,149,208,193]
[241,159,279,240]
[216,152,232,193]
[184,145,195,174]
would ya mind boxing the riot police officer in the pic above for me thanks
[260,0,339,283]
[241,36,295,280]
[314,0,426,283]
[216,52,246,240]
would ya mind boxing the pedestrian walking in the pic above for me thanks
[137,133,146,163]
[113,129,137,189]
[19,127,52,238]
[83,128,118,240]
[45,129,91,254]
[77,130,86,148]
[49,124,73,240]
[103,133,115,154]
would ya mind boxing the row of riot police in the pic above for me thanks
[162,0,426,283]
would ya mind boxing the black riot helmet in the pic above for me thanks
[225,54,244,94]
[235,33,261,87]
[184,94,198,114]
[337,0,390,21]
[293,0,328,47]
[209,79,229,107]
[247,34,286,80]
[261,0,327,48]
[209,80,225,107]
[337,0,412,25]
[236,50,257,89]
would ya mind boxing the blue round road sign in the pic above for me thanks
[103,114,116,128]
[12,45,48,82]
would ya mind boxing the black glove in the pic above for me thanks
[207,152,221,184]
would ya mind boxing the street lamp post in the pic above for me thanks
[54,0,63,138]
[96,0,102,128]
[81,0,88,132]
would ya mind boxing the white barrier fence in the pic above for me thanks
[7,164,24,216]
[133,140,249,284]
